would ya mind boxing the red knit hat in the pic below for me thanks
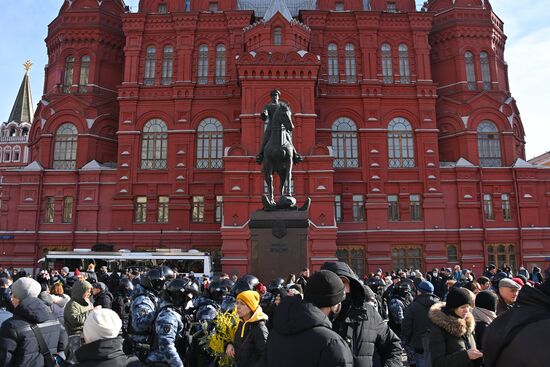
[74,268,81,276]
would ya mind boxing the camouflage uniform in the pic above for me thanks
[146,300,186,367]
[128,284,159,359]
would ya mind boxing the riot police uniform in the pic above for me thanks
[147,278,199,367]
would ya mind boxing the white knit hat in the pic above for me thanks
[83,308,122,343]
[11,277,41,301]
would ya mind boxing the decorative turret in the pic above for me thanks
[7,61,34,125]
[0,61,34,169]
[429,0,526,165]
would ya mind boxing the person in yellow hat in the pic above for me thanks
[225,290,268,366]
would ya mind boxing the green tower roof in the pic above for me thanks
[7,61,34,124]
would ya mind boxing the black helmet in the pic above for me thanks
[395,281,412,297]
[232,274,259,296]
[492,271,510,287]
[367,277,384,290]
[160,265,175,281]
[268,278,285,293]
[165,278,200,307]
[196,304,218,322]
[118,277,134,296]
[141,268,167,294]
[220,294,236,313]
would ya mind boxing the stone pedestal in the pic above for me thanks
[249,210,309,282]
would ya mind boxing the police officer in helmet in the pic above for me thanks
[147,278,200,367]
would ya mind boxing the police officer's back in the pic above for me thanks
[146,278,199,367]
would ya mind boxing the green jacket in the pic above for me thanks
[64,280,93,335]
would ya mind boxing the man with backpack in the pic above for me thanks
[0,277,68,366]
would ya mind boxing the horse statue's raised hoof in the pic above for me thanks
[298,197,311,211]
[262,195,278,211]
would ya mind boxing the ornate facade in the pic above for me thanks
[1,0,549,276]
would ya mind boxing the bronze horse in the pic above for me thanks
[262,103,294,208]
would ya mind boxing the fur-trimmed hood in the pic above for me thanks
[429,302,475,337]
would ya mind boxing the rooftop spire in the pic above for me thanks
[7,60,34,124]
[263,0,293,22]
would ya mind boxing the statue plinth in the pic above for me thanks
[249,209,309,282]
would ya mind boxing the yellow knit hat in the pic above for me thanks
[236,290,260,312]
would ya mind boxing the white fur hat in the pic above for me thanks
[83,308,122,343]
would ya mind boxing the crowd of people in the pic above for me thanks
[0,262,549,367]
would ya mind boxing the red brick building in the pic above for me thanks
[1,0,549,277]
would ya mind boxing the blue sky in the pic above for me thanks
[1,0,548,159]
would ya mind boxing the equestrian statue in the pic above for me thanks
[256,89,309,210]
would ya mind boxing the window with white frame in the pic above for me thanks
[477,121,501,167]
[502,194,512,220]
[78,55,90,93]
[161,46,173,85]
[352,195,364,222]
[328,43,339,84]
[196,118,223,169]
[332,118,358,168]
[483,194,494,220]
[215,195,223,223]
[158,196,169,223]
[12,146,20,162]
[388,117,415,168]
[141,119,168,170]
[388,195,399,221]
[53,123,78,169]
[465,51,476,90]
[192,196,205,222]
[134,196,147,223]
[2,147,11,162]
[345,43,356,83]
[480,51,491,91]
[215,44,226,84]
[398,44,410,84]
[144,46,156,86]
[410,194,422,221]
[335,194,342,222]
[198,44,209,84]
[273,27,282,45]
[381,43,392,84]
[63,56,75,93]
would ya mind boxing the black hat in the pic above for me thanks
[445,287,474,310]
[475,290,498,312]
[304,270,346,308]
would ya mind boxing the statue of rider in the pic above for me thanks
[255,89,302,165]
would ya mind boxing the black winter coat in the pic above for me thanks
[93,291,114,309]
[401,293,439,352]
[0,296,68,367]
[322,261,402,367]
[233,316,268,367]
[428,303,478,367]
[264,296,353,367]
[73,337,141,367]
[482,285,550,367]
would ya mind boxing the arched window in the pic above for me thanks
[79,55,91,93]
[22,127,29,136]
[388,117,415,168]
[332,118,358,168]
[141,119,168,169]
[3,147,11,162]
[215,44,226,84]
[144,46,156,85]
[63,56,75,93]
[161,46,173,85]
[9,127,16,136]
[196,118,223,169]
[328,43,339,84]
[273,27,282,45]
[198,44,209,84]
[477,121,501,167]
[398,44,410,84]
[480,51,491,90]
[345,43,356,83]
[465,51,476,90]
[53,123,78,169]
[381,43,392,84]
[12,146,20,162]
